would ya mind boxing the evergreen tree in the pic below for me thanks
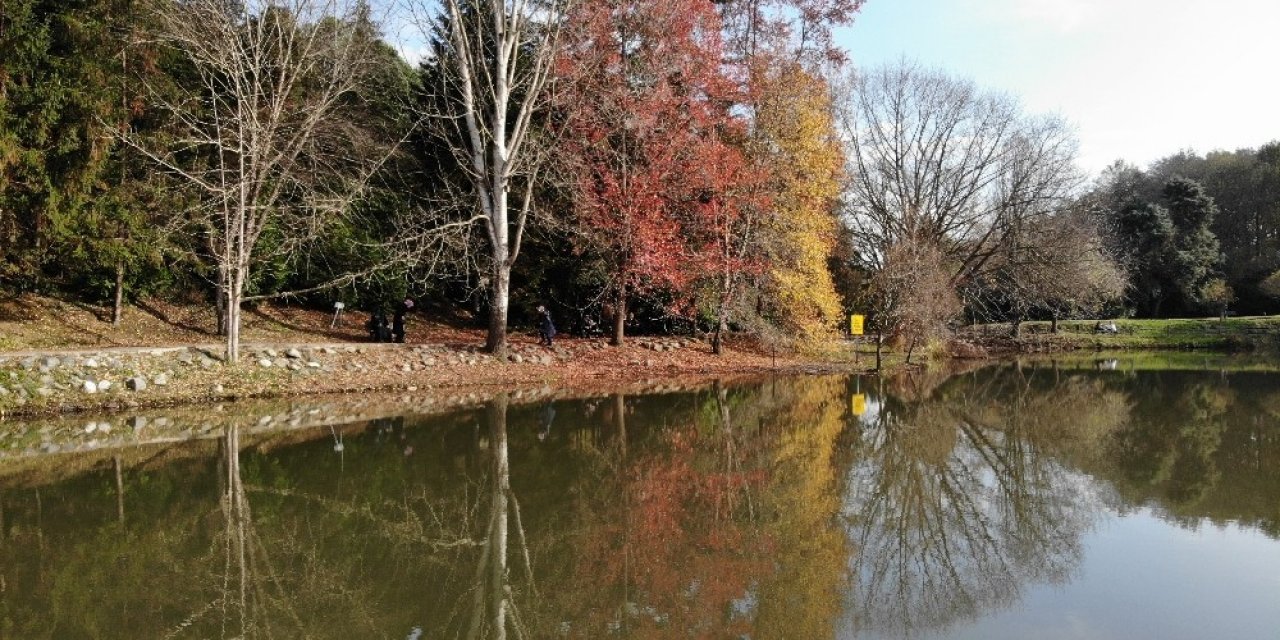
[1163,177,1223,311]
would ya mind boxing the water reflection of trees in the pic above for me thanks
[529,377,853,638]
[1086,370,1279,536]
[2,368,1277,637]
[842,370,1127,638]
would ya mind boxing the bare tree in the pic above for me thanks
[837,62,1081,286]
[414,0,569,357]
[129,0,388,362]
[985,209,1127,335]
[870,237,961,365]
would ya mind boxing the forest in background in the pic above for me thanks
[2,0,1279,360]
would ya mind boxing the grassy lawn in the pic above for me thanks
[1016,350,1280,373]
[966,316,1280,351]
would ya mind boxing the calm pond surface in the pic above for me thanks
[1,362,1279,639]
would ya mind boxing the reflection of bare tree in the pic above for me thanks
[205,425,307,638]
[842,375,1110,638]
[466,393,537,640]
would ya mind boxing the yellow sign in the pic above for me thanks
[850,314,865,336]
[851,393,867,416]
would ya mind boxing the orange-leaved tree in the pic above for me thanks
[555,0,757,347]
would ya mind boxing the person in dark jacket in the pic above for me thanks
[393,298,414,343]
[537,305,556,347]
[367,308,389,342]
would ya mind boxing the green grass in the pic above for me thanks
[968,315,1280,351]
[1014,350,1280,373]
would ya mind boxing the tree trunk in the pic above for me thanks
[1011,315,1022,338]
[712,275,731,356]
[611,290,626,346]
[906,337,916,365]
[225,267,244,364]
[216,264,228,337]
[1050,313,1059,334]
[712,314,727,355]
[874,332,883,371]
[112,261,125,327]
[485,260,510,357]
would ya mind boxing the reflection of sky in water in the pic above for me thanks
[839,374,1280,640]
[841,415,1105,639]
[881,511,1280,640]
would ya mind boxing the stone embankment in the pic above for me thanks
[0,335,731,418]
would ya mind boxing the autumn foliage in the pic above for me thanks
[556,0,767,346]
[752,61,847,344]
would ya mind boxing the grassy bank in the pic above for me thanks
[966,316,1280,352]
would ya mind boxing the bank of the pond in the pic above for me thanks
[967,315,1280,353]
[0,372,795,481]
[0,335,889,418]
[0,294,911,417]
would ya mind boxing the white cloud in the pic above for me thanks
[1010,0,1103,32]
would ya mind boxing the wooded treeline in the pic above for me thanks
[3,0,1278,359]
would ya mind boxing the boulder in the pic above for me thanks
[286,348,303,359]
[153,373,170,386]
[126,377,148,391]
[97,379,113,392]
[258,358,273,368]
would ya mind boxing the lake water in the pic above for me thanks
[1,361,1278,639]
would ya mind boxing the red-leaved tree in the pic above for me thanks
[556,0,757,348]
[685,137,770,354]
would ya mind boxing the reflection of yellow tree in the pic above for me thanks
[752,376,850,639]
[545,377,854,638]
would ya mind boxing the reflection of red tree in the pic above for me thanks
[569,430,773,637]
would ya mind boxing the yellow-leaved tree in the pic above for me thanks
[752,62,847,346]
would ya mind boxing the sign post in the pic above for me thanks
[850,314,865,364]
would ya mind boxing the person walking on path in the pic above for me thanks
[393,299,414,343]
[537,305,556,347]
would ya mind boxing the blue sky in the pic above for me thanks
[833,0,1280,175]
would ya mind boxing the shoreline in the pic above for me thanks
[0,336,883,420]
